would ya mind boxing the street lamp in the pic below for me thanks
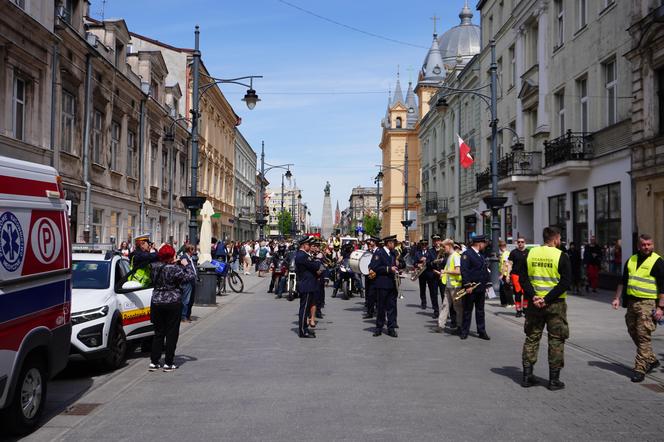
[374,171,383,234]
[435,39,505,286]
[185,25,263,249]
[376,143,413,242]
[256,141,294,240]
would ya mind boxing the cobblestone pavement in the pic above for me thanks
[20,277,664,442]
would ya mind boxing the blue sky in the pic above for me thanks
[96,0,477,224]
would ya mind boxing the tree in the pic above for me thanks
[363,214,380,237]
[277,211,293,236]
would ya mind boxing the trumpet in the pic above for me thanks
[410,256,447,281]
[453,282,481,301]
[368,269,376,280]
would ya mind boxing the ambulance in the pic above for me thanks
[0,156,72,435]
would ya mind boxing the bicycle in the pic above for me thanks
[213,259,245,295]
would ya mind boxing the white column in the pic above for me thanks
[536,7,550,133]
[515,28,525,140]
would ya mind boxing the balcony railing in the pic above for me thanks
[476,151,542,192]
[424,195,448,216]
[544,130,593,168]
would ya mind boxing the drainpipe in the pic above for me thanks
[82,54,93,242]
[50,42,59,169]
[168,143,174,243]
[139,96,146,233]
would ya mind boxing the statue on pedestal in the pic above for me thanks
[324,181,331,197]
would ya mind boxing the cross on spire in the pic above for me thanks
[430,14,439,35]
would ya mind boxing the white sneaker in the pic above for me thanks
[162,364,178,372]
[149,363,161,371]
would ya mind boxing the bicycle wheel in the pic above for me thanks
[228,271,244,293]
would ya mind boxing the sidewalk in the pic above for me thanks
[485,288,664,383]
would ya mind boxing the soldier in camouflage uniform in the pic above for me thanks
[612,233,664,382]
[520,227,572,391]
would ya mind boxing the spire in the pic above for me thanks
[382,89,392,128]
[460,0,473,25]
[421,33,445,81]
[405,81,419,128]
[391,68,404,106]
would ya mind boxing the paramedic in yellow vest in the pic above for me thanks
[520,226,571,391]
[128,233,158,287]
[498,240,514,307]
[436,239,463,333]
[611,233,664,383]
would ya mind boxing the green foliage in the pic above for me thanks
[278,211,293,235]
[363,214,380,236]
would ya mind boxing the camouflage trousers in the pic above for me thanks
[522,301,569,369]
[625,298,658,373]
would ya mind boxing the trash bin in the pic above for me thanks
[195,262,217,306]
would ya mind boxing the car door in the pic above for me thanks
[115,259,154,340]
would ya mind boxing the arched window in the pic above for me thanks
[396,117,402,128]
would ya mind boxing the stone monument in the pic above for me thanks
[321,181,333,238]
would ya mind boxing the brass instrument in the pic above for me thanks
[453,282,481,301]
[368,269,376,280]
[410,255,447,281]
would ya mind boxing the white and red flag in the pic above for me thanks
[458,135,474,169]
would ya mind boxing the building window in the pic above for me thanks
[180,156,187,194]
[61,0,76,23]
[577,77,588,133]
[603,59,617,126]
[12,76,26,141]
[11,0,25,9]
[509,45,516,88]
[61,91,76,154]
[110,121,120,171]
[497,57,503,98]
[572,189,588,246]
[548,194,567,242]
[658,69,664,136]
[109,211,120,244]
[92,110,102,164]
[162,149,169,189]
[127,130,136,177]
[92,208,103,243]
[505,206,513,242]
[594,182,621,250]
[151,142,158,186]
[555,89,565,136]
[555,0,564,48]
[126,214,136,243]
[577,0,587,30]
[396,117,402,128]
[115,42,124,68]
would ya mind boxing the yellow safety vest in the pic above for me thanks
[626,253,661,299]
[501,250,510,276]
[445,251,462,288]
[128,257,152,287]
[526,246,567,299]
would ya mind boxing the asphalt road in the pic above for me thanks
[16,275,664,441]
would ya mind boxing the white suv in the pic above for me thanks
[70,250,154,370]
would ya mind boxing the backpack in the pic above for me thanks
[259,246,268,259]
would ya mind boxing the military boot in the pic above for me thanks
[521,364,538,388]
[548,368,565,391]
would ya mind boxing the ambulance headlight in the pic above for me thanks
[71,305,109,325]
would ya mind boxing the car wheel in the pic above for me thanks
[0,354,47,435]
[102,321,127,370]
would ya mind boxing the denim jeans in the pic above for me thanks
[181,283,193,319]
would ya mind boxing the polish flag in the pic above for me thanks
[458,135,474,169]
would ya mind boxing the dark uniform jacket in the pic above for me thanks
[295,249,320,293]
[460,246,491,287]
[129,249,158,269]
[413,248,433,278]
[369,247,397,290]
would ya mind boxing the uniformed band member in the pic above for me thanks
[459,235,491,340]
[128,233,158,286]
[414,239,439,316]
[520,226,571,390]
[436,239,463,333]
[363,236,380,319]
[509,236,530,317]
[612,233,664,382]
[429,234,444,319]
[369,235,400,337]
[295,237,322,338]
[308,240,325,327]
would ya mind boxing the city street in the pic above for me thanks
[20,277,664,442]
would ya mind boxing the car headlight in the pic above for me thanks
[71,305,109,325]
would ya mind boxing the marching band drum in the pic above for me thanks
[349,250,372,275]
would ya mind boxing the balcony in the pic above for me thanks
[424,193,448,216]
[476,150,542,192]
[543,130,593,174]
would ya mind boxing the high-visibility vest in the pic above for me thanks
[501,250,510,276]
[445,251,462,288]
[526,246,566,299]
[626,253,661,299]
[128,257,152,287]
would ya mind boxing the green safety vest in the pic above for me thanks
[526,246,567,299]
[128,257,152,287]
[626,253,661,299]
[445,251,462,288]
